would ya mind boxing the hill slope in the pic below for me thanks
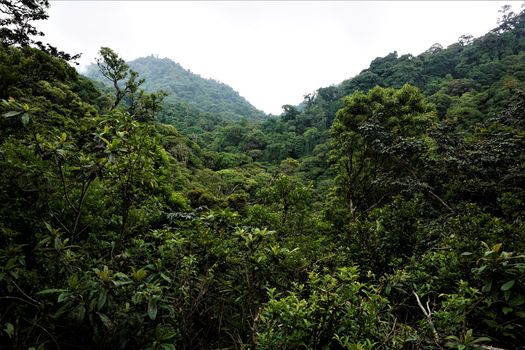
[243,8,525,165]
[298,9,525,131]
[85,55,266,121]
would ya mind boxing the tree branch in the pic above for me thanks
[413,290,442,349]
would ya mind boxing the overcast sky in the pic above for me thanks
[40,1,522,115]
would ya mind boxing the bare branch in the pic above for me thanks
[413,290,442,349]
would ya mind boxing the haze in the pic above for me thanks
[40,1,521,115]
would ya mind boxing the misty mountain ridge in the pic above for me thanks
[85,55,266,122]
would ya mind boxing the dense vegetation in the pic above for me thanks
[1,1,524,349]
[85,55,266,124]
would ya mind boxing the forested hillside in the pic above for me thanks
[207,4,525,180]
[85,55,266,123]
[1,1,524,349]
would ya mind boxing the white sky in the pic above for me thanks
[40,1,522,115]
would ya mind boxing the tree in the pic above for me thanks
[458,34,474,46]
[496,4,518,32]
[281,104,300,122]
[96,47,167,121]
[424,43,444,55]
[0,0,48,47]
[330,84,437,220]
[0,0,79,60]
[97,47,144,111]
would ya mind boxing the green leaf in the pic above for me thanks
[501,280,515,291]
[508,295,525,307]
[113,272,129,279]
[482,280,492,293]
[54,236,62,250]
[4,322,14,338]
[160,272,172,283]
[21,113,30,126]
[98,313,114,329]
[491,243,502,253]
[112,279,132,287]
[99,136,111,145]
[58,292,69,303]
[29,345,45,350]
[504,289,511,302]
[160,329,178,341]
[52,302,71,319]
[3,110,21,118]
[148,298,158,320]
[36,288,67,295]
[97,289,107,310]
[73,305,86,321]
[68,274,79,288]
[469,336,491,344]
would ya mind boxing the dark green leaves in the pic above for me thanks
[501,280,515,291]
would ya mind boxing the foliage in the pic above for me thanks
[86,55,265,123]
[1,4,525,350]
[0,0,78,60]
[256,267,412,349]
[330,84,437,220]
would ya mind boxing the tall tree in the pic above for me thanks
[96,47,167,121]
[330,84,437,220]
[96,47,144,111]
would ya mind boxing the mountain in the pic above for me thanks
[85,55,266,121]
[318,12,524,121]
[248,8,525,165]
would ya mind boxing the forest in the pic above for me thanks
[0,1,524,349]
